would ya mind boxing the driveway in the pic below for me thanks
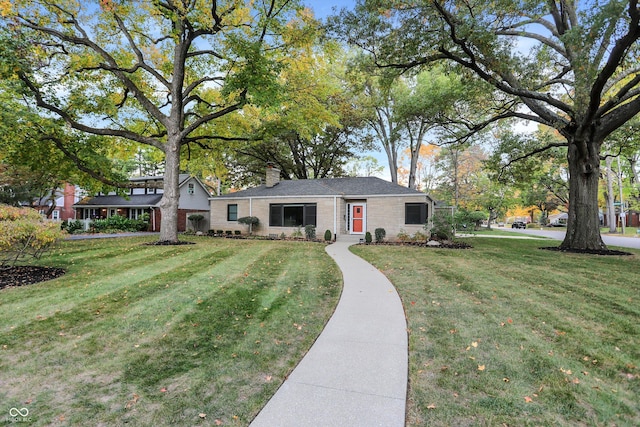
[499,227,640,250]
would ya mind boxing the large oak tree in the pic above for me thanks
[335,0,640,251]
[1,0,306,243]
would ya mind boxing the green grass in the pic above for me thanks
[601,227,640,236]
[465,227,550,237]
[0,236,341,426]
[352,238,640,427]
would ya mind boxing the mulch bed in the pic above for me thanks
[0,266,67,290]
[144,240,196,246]
[540,246,633,256]
[362,240,473,249]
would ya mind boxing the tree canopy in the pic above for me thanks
[333,0,640,251]
[1,0,309,242]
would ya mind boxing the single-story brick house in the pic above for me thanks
[209,167,434,240]
[74,175,211,232]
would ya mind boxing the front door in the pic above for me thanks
[351,204,365,234]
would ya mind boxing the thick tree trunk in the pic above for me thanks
[158,140,181,243]
[560,138,607,250]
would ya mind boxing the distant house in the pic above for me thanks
[74,175,211,232]
[209,167,434,240]
[32,182,82,221]
[547,212,568,226]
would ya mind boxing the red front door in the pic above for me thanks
[352,205,364,233]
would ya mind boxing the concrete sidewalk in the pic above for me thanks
[250,236,408,427]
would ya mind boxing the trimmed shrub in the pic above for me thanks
[91,216,148,233]
[324,229,332,241]
[374,228,386,243]
[237,216,260,235]
[365,231,372,243]
[0,205,65,267]
[304,224,316,240]
[188,214,205,231]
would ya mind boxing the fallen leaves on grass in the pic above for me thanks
[478,365,486,371]
[125,393,140,409]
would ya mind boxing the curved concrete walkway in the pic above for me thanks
[250,236,408,427]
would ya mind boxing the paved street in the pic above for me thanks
[499,227,640,250]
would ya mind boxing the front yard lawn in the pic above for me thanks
[0,236,341,426]
[353,238,640,427]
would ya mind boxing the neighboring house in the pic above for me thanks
[547,212,568,226]
[209,167,434,240]
[32,182,82,221]
[74,175,211,232]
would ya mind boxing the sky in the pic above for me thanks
[302,0,356,20]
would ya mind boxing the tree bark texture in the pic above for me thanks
[158,138,181,243]
[560,139,606,250]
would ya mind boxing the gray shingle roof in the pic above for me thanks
[74,194,163,207]
[217,177,427,198]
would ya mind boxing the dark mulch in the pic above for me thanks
[363,240,473,249]
[0,266,67,290]
[540,246,633,256]
[144,240,196,246]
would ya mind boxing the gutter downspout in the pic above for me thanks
[333,196,337,240]
[249,198,253,235]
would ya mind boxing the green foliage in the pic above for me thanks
[0,204,64,267]
[238,216,260,235]
[374,227,386,242]
[187,214,205,231]
[304,224,316,240]
[61,219,85,234]
[237,216,260,226]
[1,1,310,242]
[428,212,455,241]
[454,209,487,231]
[291,227,303,238]
[324,229,333,241]
[90,216,148,233]
[365,231,372,243]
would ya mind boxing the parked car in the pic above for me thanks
[511,221,527,229]
[497,222,505,227]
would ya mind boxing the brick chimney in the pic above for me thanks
[265,164,281,188]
